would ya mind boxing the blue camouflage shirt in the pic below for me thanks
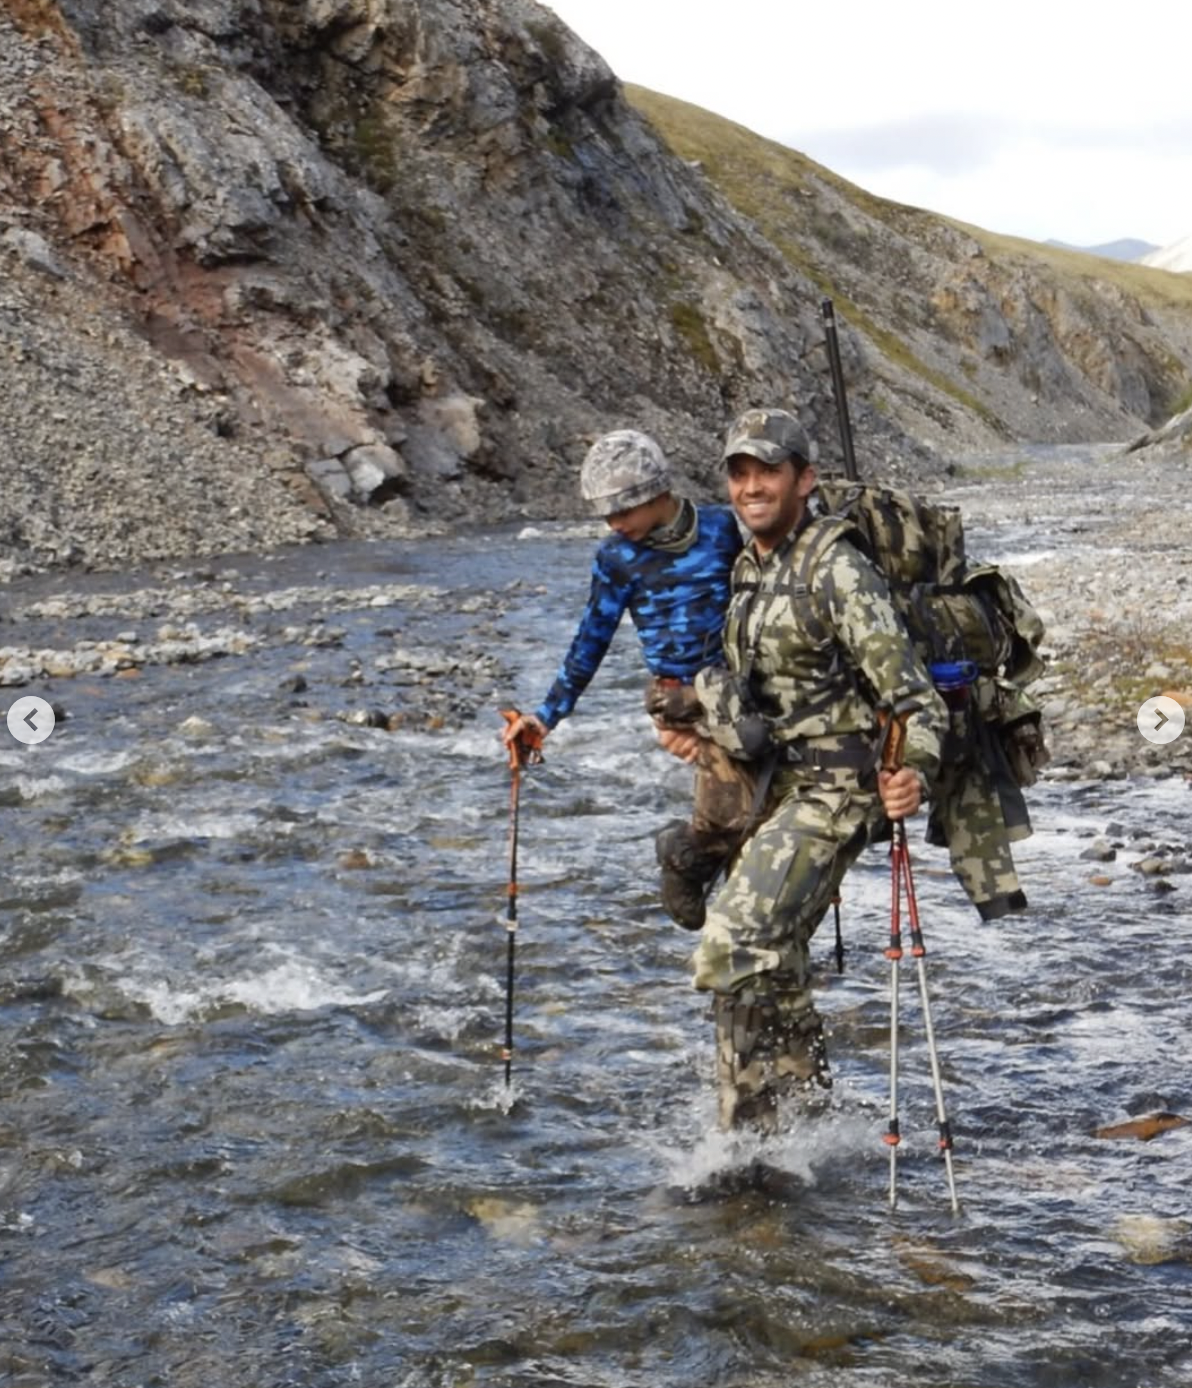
[535,502,743,729]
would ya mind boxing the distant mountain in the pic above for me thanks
[1046,237,1159,262]
[1142,236,1192,274]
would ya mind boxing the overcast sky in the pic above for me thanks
[544,0,1191,251]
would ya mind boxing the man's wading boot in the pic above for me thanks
[713,989,831,1133]
[655,820,731,930]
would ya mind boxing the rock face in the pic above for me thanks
[2,0,1192,575]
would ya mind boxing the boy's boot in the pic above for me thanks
[655,820,732,930]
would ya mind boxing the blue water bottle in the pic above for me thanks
[929,659,978,710]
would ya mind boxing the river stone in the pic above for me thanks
[1080,841,1116,862]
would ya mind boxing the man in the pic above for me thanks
[501,429,752,927]
[659,407,947,1132]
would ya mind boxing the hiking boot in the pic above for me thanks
[713,988,831,1133]
[655,820,730,930]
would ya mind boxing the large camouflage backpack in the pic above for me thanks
[813,476,1049,787]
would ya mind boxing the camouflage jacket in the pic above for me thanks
[724,516,946,780]
[535,502,742,729]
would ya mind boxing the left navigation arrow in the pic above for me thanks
[6,696,56,746]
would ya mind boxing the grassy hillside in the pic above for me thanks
[628,84,1192,432]
[627,84,1192,312]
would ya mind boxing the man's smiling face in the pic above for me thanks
[726,454,817,552]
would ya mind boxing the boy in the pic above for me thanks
[501,430,751,928]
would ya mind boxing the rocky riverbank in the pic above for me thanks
[3,444,1191,791]
[0,547,520,736]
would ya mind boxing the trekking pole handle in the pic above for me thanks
[500,708,545,771]
[879,709,909,775]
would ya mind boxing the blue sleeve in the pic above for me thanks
[535,546,633,728]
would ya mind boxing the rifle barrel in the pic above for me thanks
[821,299,859,481]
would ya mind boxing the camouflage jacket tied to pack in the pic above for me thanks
[695,516,946,791]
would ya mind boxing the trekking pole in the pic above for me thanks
[832,893,845,974]
[899,820,960,1213]
[884,820,904,1209]
[881,713,961,1215]
[825,300,960,1212]
[498,710,544,1088]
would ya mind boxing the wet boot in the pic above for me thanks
[655,820,732,931]
[712,988,831,1134]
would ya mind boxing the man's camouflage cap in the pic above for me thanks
[580,430,672,517]
[722,408,815,467]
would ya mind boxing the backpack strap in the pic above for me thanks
[784,515,859,646]
[736,515,867,731]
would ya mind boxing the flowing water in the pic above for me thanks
[2,457,1191,1387]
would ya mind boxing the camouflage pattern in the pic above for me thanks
[722,407,817,468]
[816,476,967,592]
[814,474,1048,674]
[693,770,874,996]
[983,569,1047,686]
[713,986,831,1131]
[525,493,744,933]
[997,702,1050,787]
[928,733,1028,920]
[579,429,672,517]
[813,476,1049,905]
[815,478,1046,684]
[720,520,947,778]
[925,681,1044,920]
[534,503,742,729]
[693,520,945,1126]
[691,664,774,762]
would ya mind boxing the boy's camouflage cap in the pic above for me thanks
[722,408,815,466]
[580,430,672,517]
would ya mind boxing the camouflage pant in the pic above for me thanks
[692,771,876,1002]
[644,677,756,838]
[712,987,831,1130]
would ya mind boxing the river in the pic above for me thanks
[2,456,1191,1387]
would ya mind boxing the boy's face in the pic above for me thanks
[604,492,676,543]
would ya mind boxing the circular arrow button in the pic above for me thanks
[6,695,56,746]
[1137,695,1186,745]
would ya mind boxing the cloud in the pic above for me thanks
[760,113,1192,245]
[544,0,1192,248]
[791,114,1011,178]
[790,113,1192,181]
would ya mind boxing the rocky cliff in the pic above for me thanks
[2,0,1191,576]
